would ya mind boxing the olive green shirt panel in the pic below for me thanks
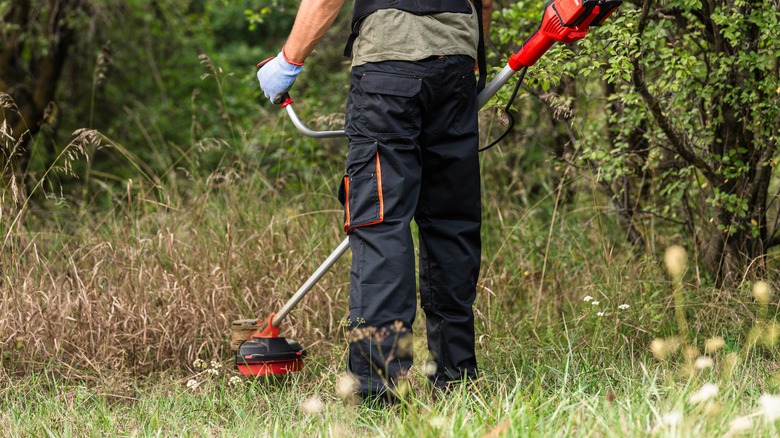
[351,6,479,67]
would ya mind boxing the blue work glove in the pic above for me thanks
[256,49,304,104]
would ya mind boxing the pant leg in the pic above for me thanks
[415,56,481,387]
[340,56,482,397]
[341,61,424,398]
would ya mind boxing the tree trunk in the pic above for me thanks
[1,0,77,191]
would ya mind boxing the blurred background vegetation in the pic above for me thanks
[3,0,778,283]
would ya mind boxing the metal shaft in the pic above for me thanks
[271,237,351,327]
[478,65,518,109]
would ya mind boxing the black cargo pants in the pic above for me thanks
[339,55,481,398]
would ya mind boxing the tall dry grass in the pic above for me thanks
[2,178,349,375]
[1,92,349,376]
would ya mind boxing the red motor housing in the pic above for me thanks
[508,0,621,71]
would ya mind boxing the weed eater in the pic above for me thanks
[235,0,622,377]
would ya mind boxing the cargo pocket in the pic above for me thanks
[451,70,478,135]
[340,140,384,234]
[358,71,422,135]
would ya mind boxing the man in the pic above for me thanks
[257,0,491,402]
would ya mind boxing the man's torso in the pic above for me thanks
[351,6,479,67]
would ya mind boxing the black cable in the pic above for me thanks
[479,66,528,153]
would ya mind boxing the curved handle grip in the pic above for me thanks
[283,100,346,138]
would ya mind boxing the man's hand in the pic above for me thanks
[256,49,304,104]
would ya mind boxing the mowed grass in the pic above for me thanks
[2,151,780,436]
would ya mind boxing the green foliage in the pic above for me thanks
[493,0,780,279]
[0,0,354,211]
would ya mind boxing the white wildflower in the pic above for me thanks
[591,301,600,306]
[229,376,242,386]
[596,312,605,317]
[618,304,630,310]
[760,394,780,421]
[583,295,593,302]
[186,379,199,390]
[193,359,207,369]
[688,383,718,404]
[210,360,223,369]
[300,396,325,415]
[207,368,219,376]
[694,356,714,370]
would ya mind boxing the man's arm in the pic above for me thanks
[256,0,346,103]
[283,0,347,64]
[481,0,492,41]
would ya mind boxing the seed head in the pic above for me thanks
[229,376,242,386]
[660,411,682,427]
[753,281,772,304]
[683,346,699,362]
[650,339,669,360]
[666,337,682,353]
[761,322,780,348]
[300,396,325,415]
[760,394,780,422]
[704,337,725,354]
[335,373,359,402]
[703,402,721,417]
[424,360,438,377]
[688,383,718,404]
[664,246,688,279]
[728,416,753,433]
[694,356,714,370]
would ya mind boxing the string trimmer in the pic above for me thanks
[235,0,622,377]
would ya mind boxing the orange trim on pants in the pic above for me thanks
[344,151,384,233]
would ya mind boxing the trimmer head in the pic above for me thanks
[235,336,307,376]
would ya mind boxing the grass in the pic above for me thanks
[3,173,780,436]
[2,334,779,436]
[3,95,780,436]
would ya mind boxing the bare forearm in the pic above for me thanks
[481,0,492,40]
[283,0,346,64]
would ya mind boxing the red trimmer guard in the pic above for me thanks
[236,357,305,376]
[235,314,307,376]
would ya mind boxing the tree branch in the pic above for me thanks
[630,0,717,183]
